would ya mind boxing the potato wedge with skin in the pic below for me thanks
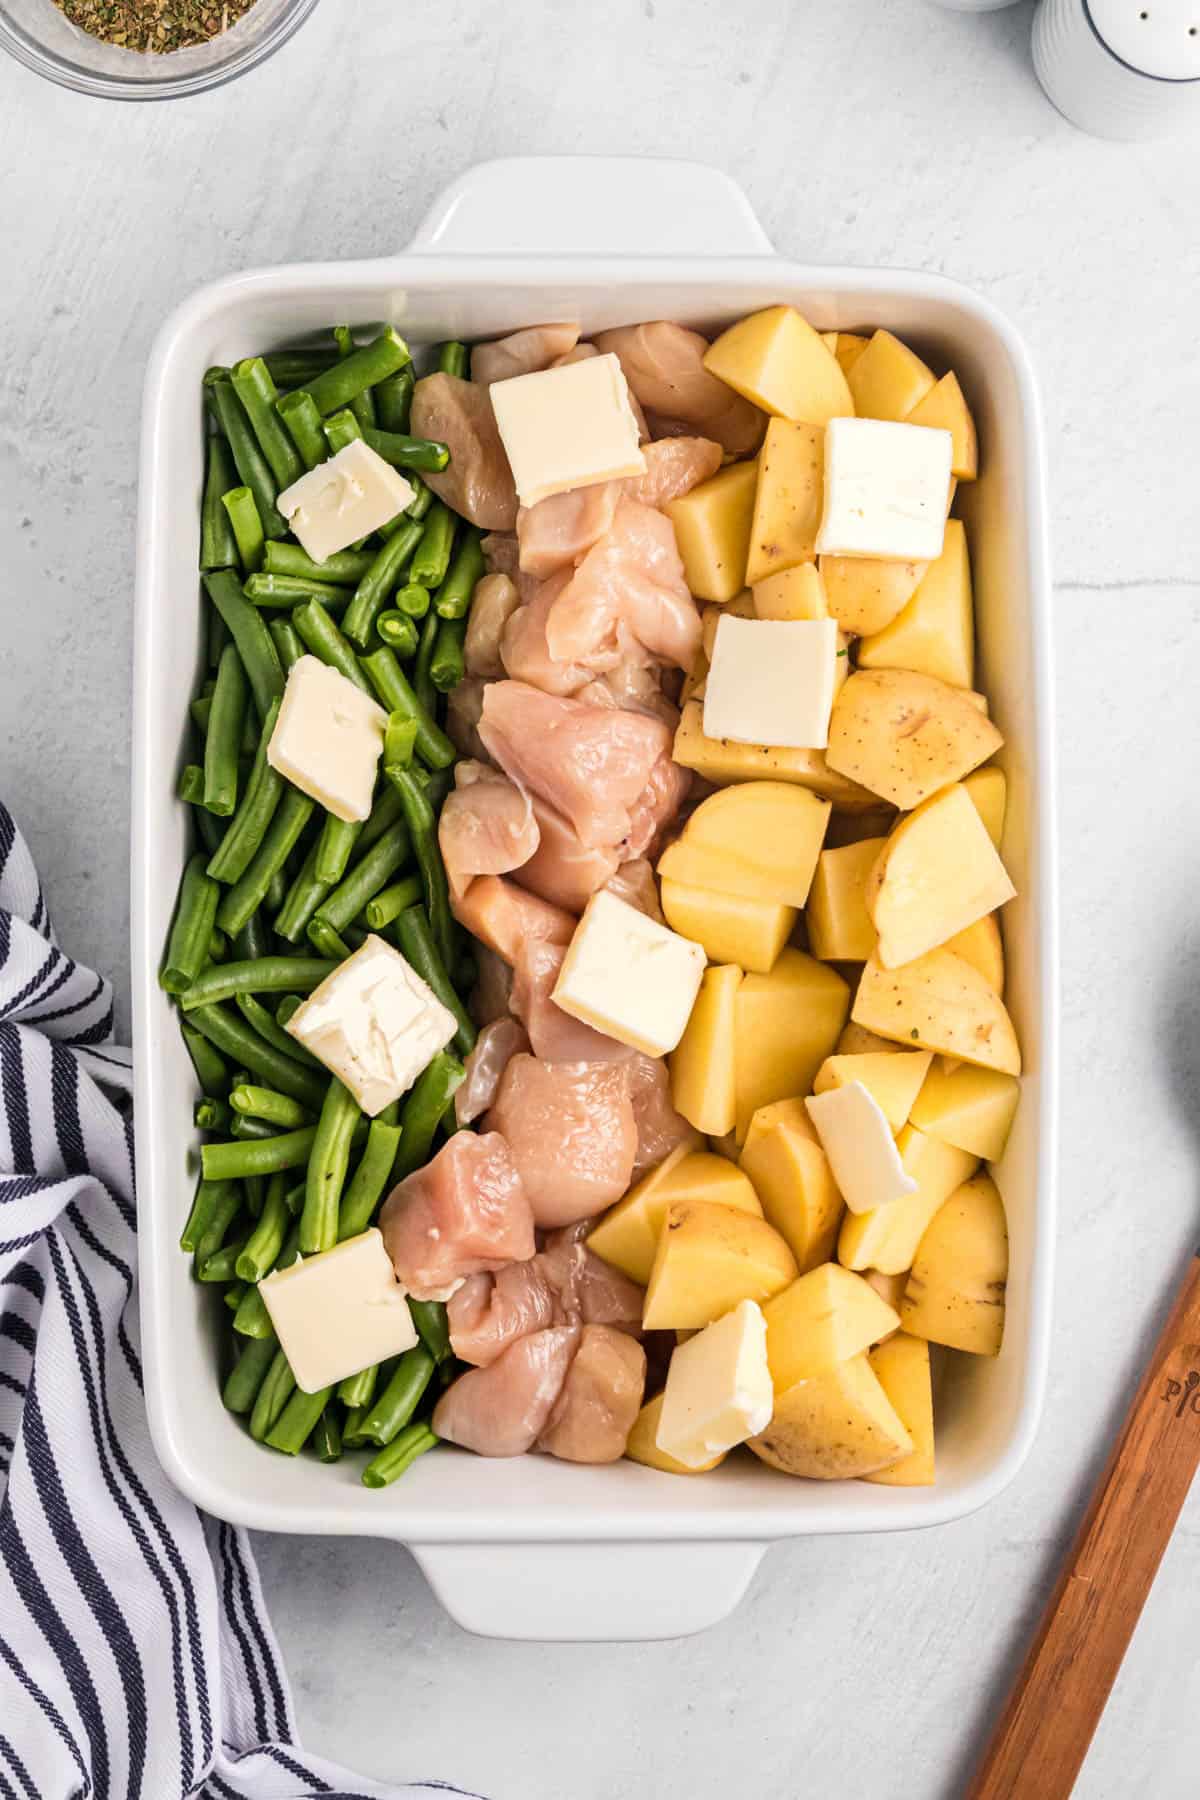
[733,950,850,1142]
[902,1174,1008,1356]
[906,371,978,481]
[657,1153,762,1216]
[807,838,886,962]
[856,520,975,690]
[661,878,796,975]
[833,332,870,376]
[670,780,832,908]
[763,1263,901,1388]
[667,460,759,603]
[909,1062,1020,1163]
[820,553,928,637]
[672,700,879,808]
[588,1144,756,1287]
[866,784,1015,970]
[745,419,824,586]
[625,1392,725,1474]
[864,1268,908,1336]
[944,914,1005,995]
[703,306,855,427]
[669,963,742,1139]
[739,1101,844,1274]
[852,948,1022,1075]
[749,1353,912,1478]
[846,329,936,423]
[753,562,829,621]
[813,1049,933,1132]
[827,669,1004,811]
[642,1199,798,1330]
[963,766,1007,850]
[864,1334,935,1485]
[838,1124,979,1274]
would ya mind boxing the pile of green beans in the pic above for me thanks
[168,332,492,1484]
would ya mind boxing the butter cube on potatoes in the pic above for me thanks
[655,1299,773,1470]
[259,1227,418,1393]
[805,1082,917,1216]
[702,615,839,750]
[267,655,388,824]
[815,417,952,565]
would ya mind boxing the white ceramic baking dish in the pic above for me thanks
[132,156,1057,1642]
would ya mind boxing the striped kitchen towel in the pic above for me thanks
[0,804,483,1800]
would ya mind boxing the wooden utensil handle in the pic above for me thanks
[966,1252,1200,1800]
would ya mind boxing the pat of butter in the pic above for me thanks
[703,614,839,750]
[286,933,457,1117]
[656,1299,773,1469]
[489,352,646,508]
[805,1081,918,1215]
[277,440,414,563]
[552,888,706,1058]
[815,417,952,563]
[267,655,388,824]
[259,1227,418,1393]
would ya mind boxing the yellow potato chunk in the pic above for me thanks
[667,460,758,603]
[813,1049,932,1132]
[944,914,1005,995]
[625,1392,724,1474]
[807,838,886,962]
[839,1123,978,1274]
[864,1334,936,1485]
[733,949,850,1142]
[672,700,878,808]
[856,520,975,690]
[819,554,928,637]
[669,963,742,1138]
[745,419,823,586]
[708,1129,740,1163]
[852,948,1022,1075]
[909,1062,1020,1163]
[864,1268,908,1336]
[680,650,708,705]
[905,370,978,481]
[703,305,855,427]
[833,332,870,376]
[749,1353,912,1478]
[665,780,832,908]
[739,1100,843,1274]
[902,1174,1008,1356]
[661,878,795,975]
[763,1263,901,1388]
[700,591,756,660]
[752,561,828,621]
[642,1199,798,1330]
[827,669,1004,810]
[865,784,1015,969]
[588,1144,756,1286]
[846,328,936,423]
[963,766,1007,849]
[837,1024,903,1056]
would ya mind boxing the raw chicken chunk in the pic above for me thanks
[619,750,692,860]
[510,937,632,1064]
[627,1052,695,1179]
[485,1055,637,1228]
[432,1326,580,1457]
[593,321,764,456]
[447,1263,561,1366]
[603,857,666,924]
[455,1017,530,1126]
[470,943,515,1029]
[577,661,680,729]
[410,373,518,530]
[543,499,701,675]
[539,1222,645,1332]
[379,1131,535,1300]
[464,572,521,680]
[623,436,724,509]
[512,796,622,914]
[471,323,581,386]
[537,1325,647,1464]
[444,676,488,762]
[438,761,539,901]
[500,571,591,697]
[481,532,521,580]
[452,873,575,965]
[516,484,620,578]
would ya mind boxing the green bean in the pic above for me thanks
[179,1177,233,1254]
[341,521,423,649]
[361,647,456,772]
[313,823,410,935]
[206,697,282,885]
[178,764,207,806]
[433,528,485,621]
[362,1423,438,1488]
[192,1179,242,1271]
[235,992,322,1069]
[221,485,266,574]
[376,612,419,657]
[249,1348,297,1441]
[236,1171,292,1282]
[200,435,240,571]
[362,427,449,473]
[311,815,361,887]
[338,1119,402,1239]
[205,371,287,539]
[408,1297,452,1364]
[268,617,306,672]
[179,952,333,1013]
[413,607,439,717]
[225,1280,247,1312]
[418,764,454,811]
[181,1020,231,1098]
[230,1114,283,1141]
[186,1004,327,1111]
[203,570,285,722]
[410,502,456,590]
[231,1085,311,1128]
[274,841,334,943]
[311,1404,343,1462]
[208,598,230,669]
[437,340,469,379]
[334,325,377,433]
[301,1078,361,1253]
[292,597,373,695]
[323,408,362,456]
[306,917,352,960]
[161,853,221,994]
[357,1345,435,1446]
[231,357,304,489]
[394,1052,465,1179]
[264,541,376,585]
[341,1406,373,1447]
[222,1333,279,1414]
[264,347,338,388]
[275,388,328,471]
[233,1223,301,1337]
[301,327,411,417]
[203,644,247,818]
[190,694,212,735]
[363,873,422,930]
[275,995,304,1029]
[231,912,268,963]
[266,865,289,915]
[384,714,418,769]
[194,1097,232,1132]
[197,1240,247,1283]
[283,1179,305,1215]
[244,1173,265,1218]
[394,905,474,1056]
[404,477,435,522]
[243,572,348,609]
[264,1381,333,1455]
[430,616,467,693]
[202,1127,318,1184]
[388,769,456,968]
[214,789,316,938]
[338,1363,378,1410]
[394,582,431,619]
[374,366,414,434]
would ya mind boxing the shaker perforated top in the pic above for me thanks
[1088,0,1200,79]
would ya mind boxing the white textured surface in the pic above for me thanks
[2,0,1199,1795]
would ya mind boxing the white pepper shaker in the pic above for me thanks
[1033,0,1200,137]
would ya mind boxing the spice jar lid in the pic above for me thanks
[1088,0,1200,80]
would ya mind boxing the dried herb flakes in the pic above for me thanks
[52,0,259,53]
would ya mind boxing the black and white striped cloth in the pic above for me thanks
[0,806,482,1800]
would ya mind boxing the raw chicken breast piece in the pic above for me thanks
[410,373,518,530]
[438,761,539,901]
[471,323,581,386]
[543,498,702,674]
[510,936,632,1065]
[481,532,521,580]
[516,483,620,578]
[537,1324,647,1464]
[447,1262,561,1367]
[444,676,488,762]
[627,1052,696,1179]
[433,1326,580,1457]
[453,874,576,965]
[578,660,680,729]
[485,1055,637,1228]
[379,1131,536,1300]
[623,437,724,510]
[603,857,666,923]
[500,571,592,697]
[470,943,515,1029]
[479,680,672,850]
[464,572,521,680]
[593,322,764,456]
[455,1017,530,1126]
[512,796,622,914]
[540,1222,646,1332]
[619,750,692,859]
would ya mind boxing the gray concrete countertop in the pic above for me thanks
[3,1,1198,1793]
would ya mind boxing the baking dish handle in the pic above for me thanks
[411,1539,765,1641]
[408,156,774,257]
